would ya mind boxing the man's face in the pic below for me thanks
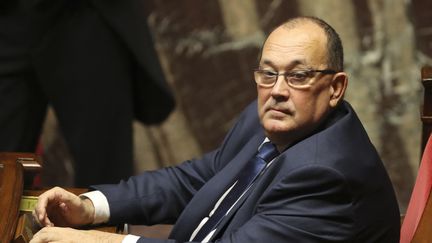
[257,23,336,148]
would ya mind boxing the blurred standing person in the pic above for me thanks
[0,0,175,186]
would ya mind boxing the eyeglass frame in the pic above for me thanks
[253,68,338,88]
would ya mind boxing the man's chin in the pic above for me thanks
[262,120,293,135]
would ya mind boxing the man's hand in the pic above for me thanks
[29,227,125,243]
[33,187,95,227]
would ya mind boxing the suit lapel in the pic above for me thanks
[170,134,265,241]
[209,152,286,240]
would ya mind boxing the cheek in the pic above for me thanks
[257,88,270,113]
[257,87,269,100]
[296,93,330,122]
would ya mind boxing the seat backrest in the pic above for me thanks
[400,66,432,243]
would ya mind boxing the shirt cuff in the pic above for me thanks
[122,235,141,243]
[80,190,110,224]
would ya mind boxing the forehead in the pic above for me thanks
[261,23,328,68]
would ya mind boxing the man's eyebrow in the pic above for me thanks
[260,59,307,68]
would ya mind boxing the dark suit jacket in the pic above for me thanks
[94,100,400,242]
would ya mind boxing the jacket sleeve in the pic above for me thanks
[92,101,261,226]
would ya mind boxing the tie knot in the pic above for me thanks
[257,142,279,162]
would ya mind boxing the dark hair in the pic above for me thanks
[262,16,344,71]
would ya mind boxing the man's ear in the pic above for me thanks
[329,72,348,107]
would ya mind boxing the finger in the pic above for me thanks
[32,209,41,227]
[32,209,51,227]
[34,191,50,223]
[35,187,67,226]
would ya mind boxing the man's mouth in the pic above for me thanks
[267,106,290,114]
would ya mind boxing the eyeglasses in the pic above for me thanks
[254,68,337,88]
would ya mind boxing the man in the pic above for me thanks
[31,16,400,243]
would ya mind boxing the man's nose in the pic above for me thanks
[270,75,290,98]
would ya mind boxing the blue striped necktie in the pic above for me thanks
[192,141,279,241]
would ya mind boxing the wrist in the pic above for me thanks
[79,191,110,224]
[82,198,96,225]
